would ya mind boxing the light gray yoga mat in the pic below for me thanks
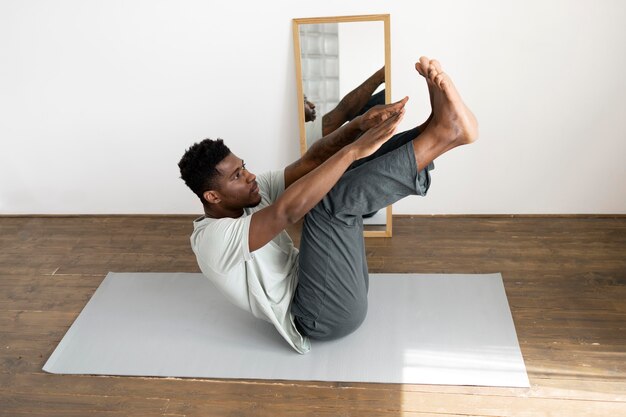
[44,272,529,387]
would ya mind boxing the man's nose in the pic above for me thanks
[245,170,256,182]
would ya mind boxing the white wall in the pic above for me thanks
[1,0,625,214]
[338,21,385,98]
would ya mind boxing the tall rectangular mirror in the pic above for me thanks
[293,14,392,237]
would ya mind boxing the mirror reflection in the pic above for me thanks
[299,21,385,148]
[294,16,392,235]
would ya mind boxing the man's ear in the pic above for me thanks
[203,190,221,204]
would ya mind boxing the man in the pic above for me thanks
[178,57,478,353]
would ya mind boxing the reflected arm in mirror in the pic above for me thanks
[322,66,386,136]
[284,97,408,189]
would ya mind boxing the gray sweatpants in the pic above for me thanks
[291,127,434,340]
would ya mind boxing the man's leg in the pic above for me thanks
[291,140,431,339]
[352,125,430,218]
[349,126,428,170]
[291,57,478,340]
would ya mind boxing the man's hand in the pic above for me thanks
[356,96,409,133]
[349,97,407,161]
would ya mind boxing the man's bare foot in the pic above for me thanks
[415,59,436,112]
[415,56,478,147]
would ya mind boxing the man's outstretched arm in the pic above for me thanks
[284,97,408,189]
[249,104,406,252]
[322,67,385,136]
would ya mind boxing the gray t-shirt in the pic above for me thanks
[190,170,311,354]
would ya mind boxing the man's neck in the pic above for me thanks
[203,206,244,219]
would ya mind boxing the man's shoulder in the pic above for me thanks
[256,169,284,187]
[191,215,250,249]
[256,169,286,203]
[192,215,247,235]
[191,214,253,271]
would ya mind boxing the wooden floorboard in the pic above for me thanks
[0,215,625,416]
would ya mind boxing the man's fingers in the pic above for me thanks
[396,96,409,106]
[385,96,409,116]
[379,97,407,115]
[372,108,405,133]
[360,96,408,132]
[374,97,408,122]
[374,96,409,114]
[386,108,405,132]
[390,96,409,110]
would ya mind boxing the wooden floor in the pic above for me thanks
[1,215,625,416]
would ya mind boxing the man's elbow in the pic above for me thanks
[275,199,307,226]
[284,205,305,226]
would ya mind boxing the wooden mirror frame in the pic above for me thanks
[292,14,392,237]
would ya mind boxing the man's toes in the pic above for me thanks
[431,59,443,73]
[419,56,430,74]
[436,73,454,95]
[434,73,446,88]
[415,62,427,77]
[428,65,439,83]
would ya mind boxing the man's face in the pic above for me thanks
[303,95,317,122]
[211,153,262,210]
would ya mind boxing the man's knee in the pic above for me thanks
[296,300,368,341]
[326,304,368,339]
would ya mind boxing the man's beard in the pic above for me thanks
[245,198,262,209]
